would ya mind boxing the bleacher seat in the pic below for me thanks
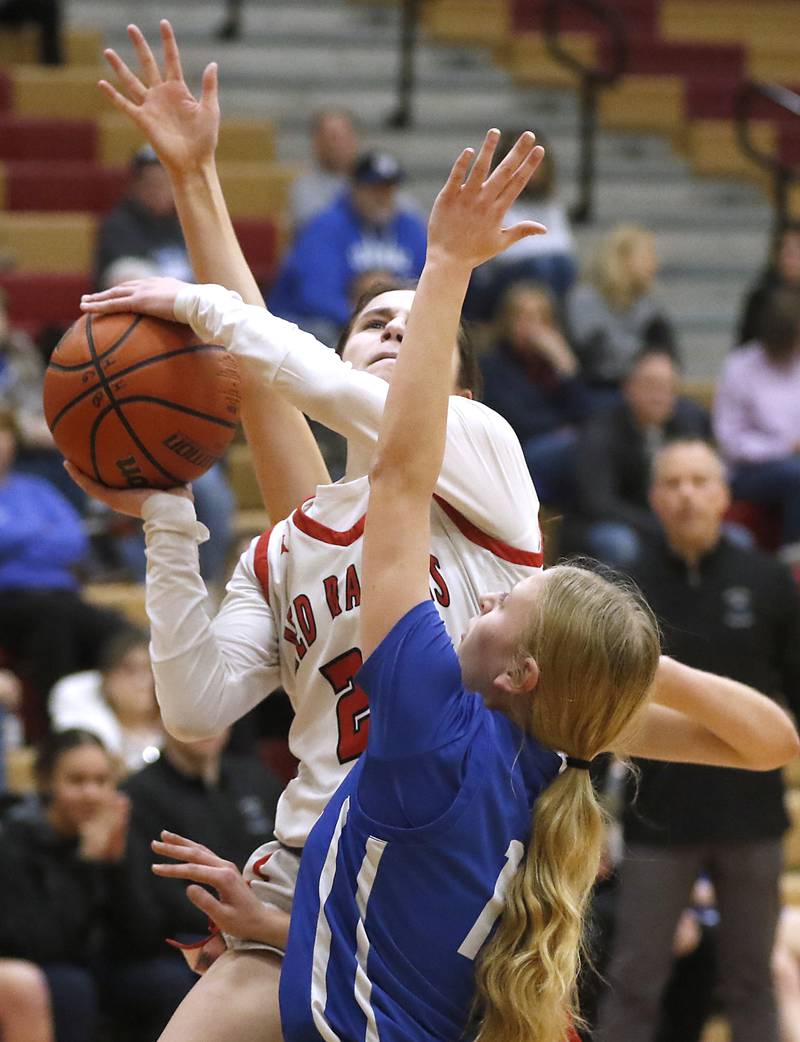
[99,114,276,167]
[0,272,91,338]
[0,115,97,162]
[3,161,127,212]
[0,211,95,273]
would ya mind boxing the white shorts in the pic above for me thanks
[223,840,302,956]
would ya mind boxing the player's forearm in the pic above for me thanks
[169,166,329,517]
[652,656,800,770]
[170,163,263,305]
[141,495,266,739]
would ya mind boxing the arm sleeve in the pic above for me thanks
[175,285,541,548]
[141,493,281,740]
[357,601,474,760]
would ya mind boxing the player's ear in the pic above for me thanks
[493,656,539,697]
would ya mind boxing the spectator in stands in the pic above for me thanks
[0,668,22,792]
[572,347,710,568]
[0,729,129,1042]
[269,150,427,344]
[94,146,192,290]
[0,288,80,509]
[49,627,163,777]
[737,222,800,347]
[0,958,54,1042]
[566,223,677,406]
[595,438,800,1042]
[0,408,124,738]
[290,107,360,229]
[479,281,588,507]
[466,130,577,320]
[714,287,800,566]
[0,0,61,64]
[103,729,284,1031]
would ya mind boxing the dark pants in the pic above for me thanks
[0,0,62,63]
[594,839,782,1042]
[42,963,98,1042]
[101,955,197,1042]
[732,456,800,546]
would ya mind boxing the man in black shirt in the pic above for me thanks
[595,439,800,1042]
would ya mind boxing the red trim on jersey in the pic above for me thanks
[166,920,221,951]
[291,500,366,546]
[254,527,273,599]
[433,496,543,568]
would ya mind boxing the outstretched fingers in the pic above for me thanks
[102,47,147,103]
[497,143,546,212]
[159,19,185,83]
[200,62,219,112]
[441,147,474,197]
[464,128,501,191]
[127,24,163,87]
[486,130,536,194]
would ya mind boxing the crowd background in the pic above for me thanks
[0,2,799,1040]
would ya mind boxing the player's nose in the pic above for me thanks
[479,594,498,614]
[382,315,405,341]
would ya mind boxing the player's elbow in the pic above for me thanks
[156,697,223,743]
[751,725,800,771]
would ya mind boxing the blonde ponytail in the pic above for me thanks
[475,565,659,1042]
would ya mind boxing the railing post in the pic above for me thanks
[387,0,422,129]
[735,81,800,261]
[543,0,628,226]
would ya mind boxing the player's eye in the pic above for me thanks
[364,319,386,329]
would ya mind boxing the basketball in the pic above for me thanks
[42,312,241,489]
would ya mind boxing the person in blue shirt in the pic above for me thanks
[0,407,123,736]
[141,132,800,1042]
[268,150,427,345]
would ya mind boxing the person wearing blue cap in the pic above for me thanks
[268,149,428,345]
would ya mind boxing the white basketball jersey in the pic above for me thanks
[248,440,542,847]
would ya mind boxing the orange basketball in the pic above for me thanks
[43,312,241,489]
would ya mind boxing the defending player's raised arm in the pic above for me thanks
[612,656,800,770]
[360,131,545,658]
[99,20,329,520]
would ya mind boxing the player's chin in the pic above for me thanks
[367,357,397,383]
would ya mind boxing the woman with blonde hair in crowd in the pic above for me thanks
[566,222,677,407]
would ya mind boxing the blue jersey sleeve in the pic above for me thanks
[357,600,475,760]
[356,602,485,829]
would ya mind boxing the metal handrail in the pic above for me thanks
[387,0,423,129]
[735,81,800,254]
[542,0,629,223]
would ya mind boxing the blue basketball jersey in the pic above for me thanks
[280,600,562,1042]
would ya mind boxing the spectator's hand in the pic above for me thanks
[0,669,21,711]
[81,277,190,322]
[152,831,290,949]
[528,325,578,376]
[426,130,546,273]
[78,792,131,862]
[100,20,219,176]
[64,461,192,519]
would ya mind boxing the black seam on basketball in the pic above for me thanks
[86,317,181,486]
[48,342,227,433]
[110,396,238,429]
[50,314,146,371]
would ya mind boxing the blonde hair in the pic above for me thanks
[475,564,660,1042]
[590,224,655,312]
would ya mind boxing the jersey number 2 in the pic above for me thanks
[319,648,370,764]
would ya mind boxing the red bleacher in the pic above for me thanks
[6,161,128,212]
[0,115,97,162]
